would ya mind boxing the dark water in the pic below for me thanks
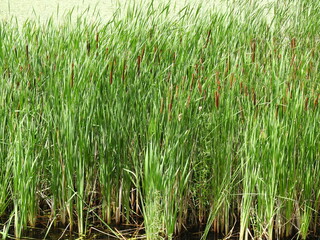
[21,231,229,240]
[16,226,320,240]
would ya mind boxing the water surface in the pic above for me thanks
[0,0,276,25]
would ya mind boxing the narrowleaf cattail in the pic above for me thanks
[215,91,220,109]
[181,76,186,89]
[244,85,248,96]
[305,97,309,110]
[190,73,195,90]
[252,88,256,106]
[240,82,243,94]
[200,57,204,65]
[215,72,221,91]
[173,52,176,63]
[186,95,191,107]
[307,61,313,79]
[109,61,113,85]
[168,97,173,112]
[198,80,202,94]
[314,95,319,109]
[251,39,256,63]
[204,29,211,48]
[282,97,287,112]
[230,73,235,88]
[160,98,164,113]
[175,85,179,98]
[96,33,99,49]
[26,44,29,60]
[291,37,296,49]
[87,41,91,55]
[215,71,219,82]
[137,55,141,74]
[195,64,199,74]
[14,46,17,57]
[70,63,74,88]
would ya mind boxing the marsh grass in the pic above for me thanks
[0,0,319,239]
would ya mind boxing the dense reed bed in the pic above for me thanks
[0,0,319,239]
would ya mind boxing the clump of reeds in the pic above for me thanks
[0,0,319,239]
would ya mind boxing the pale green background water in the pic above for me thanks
[0,0,276,25]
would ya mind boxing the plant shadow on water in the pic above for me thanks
[12,227,320,240]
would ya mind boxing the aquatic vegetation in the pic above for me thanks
[0,0,319,239]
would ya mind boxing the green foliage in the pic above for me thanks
[0,0,319,239]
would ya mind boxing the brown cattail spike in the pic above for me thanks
[305,97,309,110]
[291,37,296,49]
[96,33,99,49]
[186,95,191,107]
[215,91,220,109]
[251,39,256,63]
[291,38,296,66]
[26,44,29,60]
[109,61,114,85]
[175,85,179,98]
[230,73,235,88]
[168,98,173,112]
[252,88,256,105]
[14,47,17,57]
[314,95,319,109]
[205,29,212,48]
[190,73,195,90]
[87,41,91,55]
[160,98,164,113]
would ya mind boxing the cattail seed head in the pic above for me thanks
[215,91,220,109]
[305,97,309,110]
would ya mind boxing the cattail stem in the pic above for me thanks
[230,73,235,88]
[70,63,74,88]
[96,33,99,49]
[137,55,141,74]
[198,80,202,94]
[122,59,126,82]
[305,97,309,110]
